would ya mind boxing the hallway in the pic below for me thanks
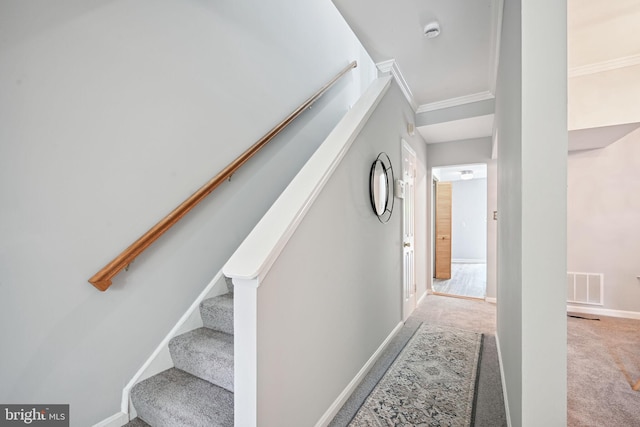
[330,294,506,426]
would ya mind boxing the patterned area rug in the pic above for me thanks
[349,324,483,427]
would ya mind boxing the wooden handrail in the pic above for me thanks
[89,61,357,291]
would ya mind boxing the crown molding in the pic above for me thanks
[376,59,418,112]
[416,91,495,114]
[569,54,640,78]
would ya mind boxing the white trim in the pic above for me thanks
[417,290,428,307]
[416,91,495,114]
[314,321,404,427]
[121,270,229,416]
[488,0,504,94]
[224,77,392,282]
[452,259,487,264]
[569,54,640,78]
[92,412,128,427]
[485,297,497,304]
[234,278,259,427]
[566,305,640,320]
[494,333,512,427]
[376,60,418,112]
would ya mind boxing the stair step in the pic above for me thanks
[200,293,233,335]
[169,328,234,392]
[225,275,234,293]
[131,368,233,427]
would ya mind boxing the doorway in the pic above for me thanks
[432,164,487,299]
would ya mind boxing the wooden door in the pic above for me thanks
[435,181,452,279]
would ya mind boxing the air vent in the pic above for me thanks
[567,272,603,306]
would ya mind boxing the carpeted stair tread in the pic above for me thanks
[200,293,233,335]
[169,327,234,392]
[225,276,234,293]
[122,418,150,427]
[131,368,233,427]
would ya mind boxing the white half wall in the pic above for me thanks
[0,1,376,425]
[495,0,567,425]
[451,178,487,262]
[567,128,640,312]
[252,81,427,426]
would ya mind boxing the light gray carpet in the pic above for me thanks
[129,289,235,426]
[349,324,482,426]
[123,417,150,426]
[473,335,507,427]
[330,295,506,427]
[568,314,640,426]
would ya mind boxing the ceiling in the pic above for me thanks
[332,0,640,149]
[433,164,487,182]
[568,0,640,68]
[332,0,499,108]
[568,123,640,151]
[417,114,494,144]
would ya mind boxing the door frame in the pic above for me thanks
[401,140,417,321]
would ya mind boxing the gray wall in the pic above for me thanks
[568,129,640,312]
[451,178,487,262]
[255,81,427,426]
[427,137,492,168]
[0,1,376,424]
[495,0,567,425]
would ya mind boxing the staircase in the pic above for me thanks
[125,278,235,426]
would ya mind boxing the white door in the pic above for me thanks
[402,140,417,321]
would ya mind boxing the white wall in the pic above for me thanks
[495,0,567,425]
[451,178,487,262]
[486,160,498,299]
[253,81,427,426]
[0,1,377,425]
[569,65,640,130]
[568,128,640,312]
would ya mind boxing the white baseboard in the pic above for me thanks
[485,297,497,304]
[452,259,486,264]
[417,291,428,306]
[93,412,128,427]
[567,305,640,320]
[494,333,512,427]
[314,321,404,427]
[121,269,229,416]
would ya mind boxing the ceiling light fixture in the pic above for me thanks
[460,170,474,180]
[423,22,441,38]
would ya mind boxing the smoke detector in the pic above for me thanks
[423,22,441,38]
